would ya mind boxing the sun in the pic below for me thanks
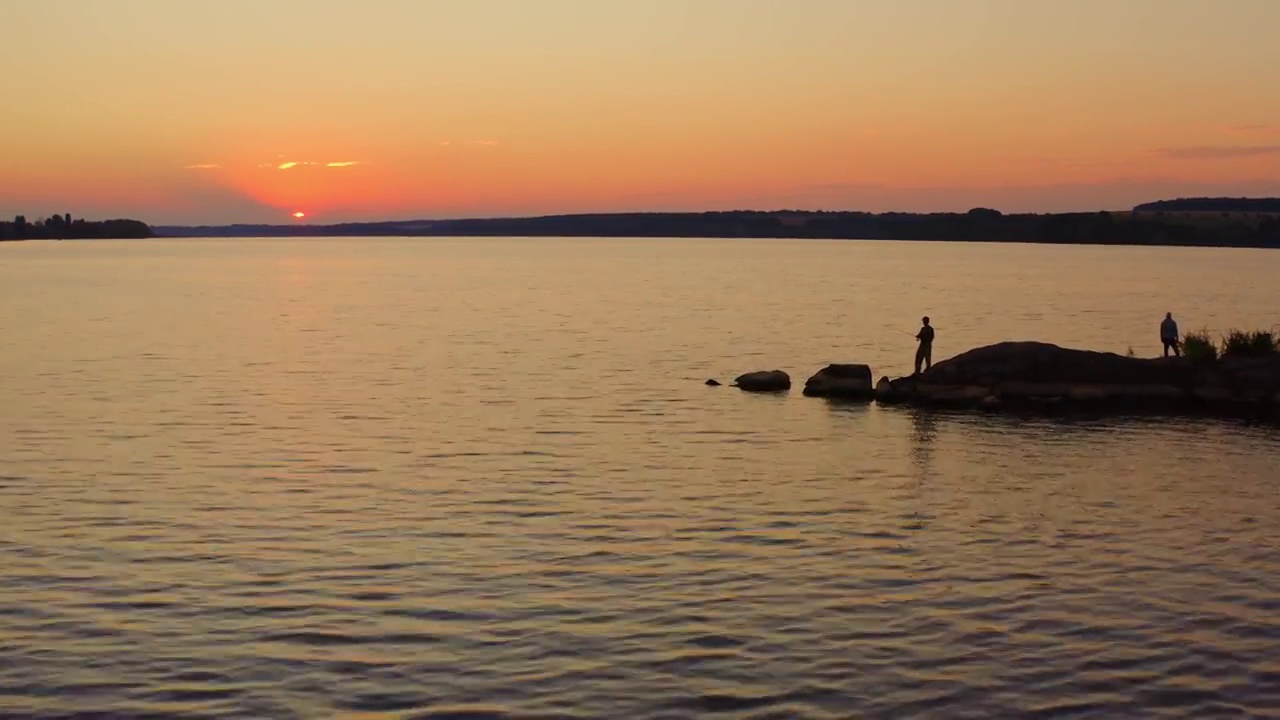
[292,211,306,219]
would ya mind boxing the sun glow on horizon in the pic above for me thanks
[292,211,306,219]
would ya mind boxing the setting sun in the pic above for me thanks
[292,211,306,219]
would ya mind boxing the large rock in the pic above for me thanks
[921,341,1194,387]
[1221,356,1280,399]
[916,383,990,404]
[803,364,874,400]
[733,370,791,392]
[879,341,1280,418]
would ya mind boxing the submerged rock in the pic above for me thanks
[803,364,874,400]
[733,370,791,392]
[705,379,722,386]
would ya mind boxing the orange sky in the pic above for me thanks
[2,0,1279,224]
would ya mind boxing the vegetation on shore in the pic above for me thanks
[1182,330,1219,363]
[0,214,152,241]
[1183,328,1278,364]
[1133,197,1280,214]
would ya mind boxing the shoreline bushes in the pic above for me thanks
[1182,328,1277,363]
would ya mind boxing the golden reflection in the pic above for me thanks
[908,408,937,478]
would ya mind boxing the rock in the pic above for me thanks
[1030,395,1069,411]
[923,341,1194,387]
[1116,385,1185,400]
[915,383,990,405]
[875,375,911,404]
[1192,386,1234,402]
[997,381,1076,398]
[885,341,1237,414]
[1068,385,1111,402]
[1223,356,1280,396]
[868,340,1279,419]
[705,379,721,387]
[1238,389,1272,403]
[733,370,791,392]
[803,363,874,400]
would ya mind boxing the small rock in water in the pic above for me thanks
[803,363,874,399]
[733,370,791,392]
[705,379,721,386]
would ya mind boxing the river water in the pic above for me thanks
[2,237,1279,719]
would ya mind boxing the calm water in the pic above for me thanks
[2,237,1279,719]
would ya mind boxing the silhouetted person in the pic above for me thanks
[914,316,934,374]
[1161,312,1181,357]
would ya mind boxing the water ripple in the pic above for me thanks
[2,238,1279,718]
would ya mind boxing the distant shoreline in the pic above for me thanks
[6,198,1277,249]
[153,205,1280,249]
[0,216,152,241]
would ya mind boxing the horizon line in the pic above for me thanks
[151,200,1279,228]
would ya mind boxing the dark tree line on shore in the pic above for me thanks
[158,206,1280,248]
[0,214,153,241]
[9,198,1276,248]
[1134,197,1280,213]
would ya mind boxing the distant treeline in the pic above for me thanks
[157,205,1280,248]
[1133,197,1280,213]
[0,214,153,241]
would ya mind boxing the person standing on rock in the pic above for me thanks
[1161,312,1181,357]
[914,316,935,375]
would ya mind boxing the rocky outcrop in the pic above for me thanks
[733,370,791,392]
[708,342,1278,420]
[803,364,874,400]
[875,341,1280,417]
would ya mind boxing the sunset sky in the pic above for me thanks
[3,0,1279,224]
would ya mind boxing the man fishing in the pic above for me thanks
[915,316,934,375]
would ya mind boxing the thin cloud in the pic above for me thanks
[184,163,221,169]
[471,140,500,146]
[1160,145,1280,159]
[1229,124,1279,135]
[259,159,361,169]
[1061,159,1141,169]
